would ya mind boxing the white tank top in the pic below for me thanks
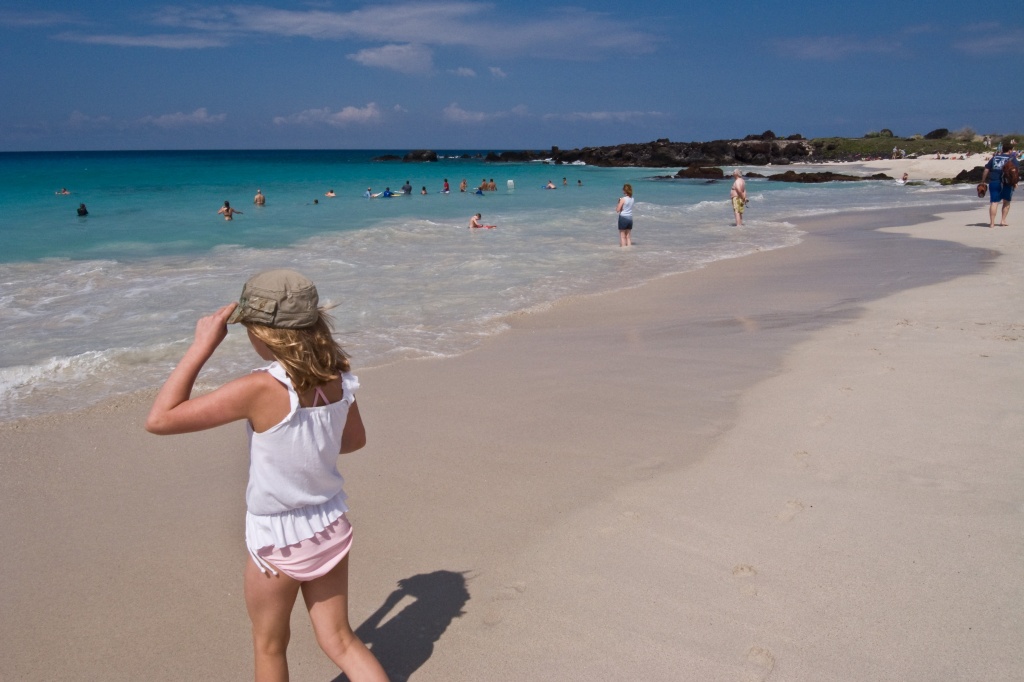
[244,362,358,557]
[620,196,634,218]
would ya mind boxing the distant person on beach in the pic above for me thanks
[443,178,450,193]
[254,189,266,206]
[56,188,70,195]
[401,181,413,195]
[897,173,909,185]
[616,183,634,247]
[459,179,467,192]
[982,140,1019,229]
[487,179,497,191]
[77,203,88,216]
[217,201,242,221]
[562,177,567,186]
[730,170,748,226]
[578,179,583,187]
[364,187,373,198]
[478,179,488,192]
[545,180,556,189]
[325,189,336,198]
[469,213,495,229]
[382,187,394,198]
[145,270,389,682]
[421,186,428,195]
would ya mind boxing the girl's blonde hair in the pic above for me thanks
[245,311,350,393]
[623,183,633,197]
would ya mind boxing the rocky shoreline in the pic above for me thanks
[376,132,986,184]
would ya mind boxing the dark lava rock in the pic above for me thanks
[924,128,949,140]
[947,166,985,184]
[403,150,438,162]
[478,137,816,168]
[767,171,893,183]
[497,150,537,162]
[675,166,725,179]
[372,154,401,161]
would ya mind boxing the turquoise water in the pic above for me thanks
[0,150,976,421]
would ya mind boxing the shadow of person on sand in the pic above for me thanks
[332,570,470,682]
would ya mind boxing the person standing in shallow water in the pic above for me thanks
[730,169,747,226]
[218,201,242,221]
[616,183,634,247]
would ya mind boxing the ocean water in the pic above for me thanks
[0,150,977,422]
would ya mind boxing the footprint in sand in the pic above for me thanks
[742,646,776,682]
[598,509,640,535]
[732,564,758,597]
[793,450,810,468]
[776,499,805,522]
[481,582,526,626]
[811,414,832,428]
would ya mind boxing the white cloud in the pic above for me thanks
[53,31,226,49]
[273,103,382,127]
[347,43,433,74]
[443,103,490,123]
[542,110,665,123]
[953,27,1024,56]
[67,111,113,128]
[139,108,227,128]
[98,3,656,57]
[0,10,80,27]
[489,66,507,78]
[774,35,899,60]
[451,67,476,77]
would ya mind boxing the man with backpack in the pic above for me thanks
[981,140,1019,228]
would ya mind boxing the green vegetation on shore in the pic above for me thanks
[806,128,1021,161]
[808,136,983,160]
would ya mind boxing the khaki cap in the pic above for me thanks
[227,269,319,328]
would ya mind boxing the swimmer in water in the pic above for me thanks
[217,201,242,221]
[469,213,495,229]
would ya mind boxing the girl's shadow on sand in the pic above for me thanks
[332,570,470,682]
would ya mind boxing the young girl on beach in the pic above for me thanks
[146,269,388,682]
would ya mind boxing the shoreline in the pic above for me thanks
[3,185,1022,679]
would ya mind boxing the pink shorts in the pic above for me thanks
[256,515,353,581]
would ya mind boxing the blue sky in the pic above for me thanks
[1,1,1022,151]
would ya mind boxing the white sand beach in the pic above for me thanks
[2,157,1021,680]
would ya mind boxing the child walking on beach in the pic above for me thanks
[146,269,388,682]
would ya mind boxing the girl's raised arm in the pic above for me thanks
[145,303,262,435]
[340,399,366,454]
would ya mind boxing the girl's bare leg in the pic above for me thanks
[302,555,389,681]
[244,559,302,682]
